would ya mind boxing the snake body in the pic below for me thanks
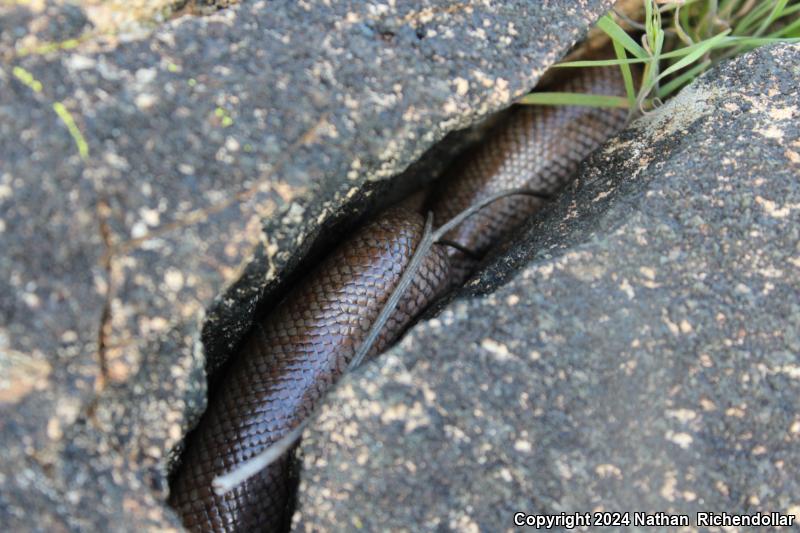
[429,67,629,281]
[169,67,626,531]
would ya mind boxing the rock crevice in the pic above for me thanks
[294,43,800,531]
[0,0,612,529]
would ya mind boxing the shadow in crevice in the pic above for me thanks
[165,109,503,492]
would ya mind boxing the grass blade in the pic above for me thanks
[659,30,730,80]
[53,102,90,160]
[734,0,779,35]
[768,9,800,37]
[597,15,649,58]
[723,35,800,45]
[658,59,711,98]
[612,40,637,108]
[754,0,790,37]
[518,92,631,108]
[529,0,799,117]
[556,57,648,67]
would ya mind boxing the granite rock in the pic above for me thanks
[0,0,611,529]
[295,43,800,531]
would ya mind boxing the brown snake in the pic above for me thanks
[169,67,627,531]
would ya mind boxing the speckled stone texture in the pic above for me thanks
[295,43,800,531]
[0,0,612,530]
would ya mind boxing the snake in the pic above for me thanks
[168,66,627,532]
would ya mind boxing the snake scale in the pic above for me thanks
[169,67,627,532]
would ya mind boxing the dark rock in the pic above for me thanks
[0,1,91,60]
[0,7,34,55]
[38,3,91,43]
[295,43,800,530]
[0,0,611,529]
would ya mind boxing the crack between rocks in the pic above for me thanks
[81,196,115,430]
[95,197,114,393]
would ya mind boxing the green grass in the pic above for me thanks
[522,0,800,117]
[53,102,90,160]
[13,66,90,160]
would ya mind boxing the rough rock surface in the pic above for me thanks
[295,43,800,531]
[0,0,612,530]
